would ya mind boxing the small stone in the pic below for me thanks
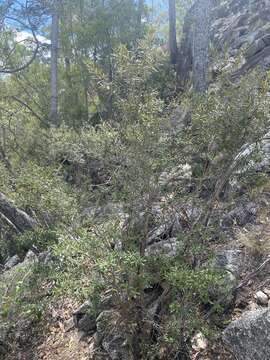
[254,291,269,306]
[192,332,208,352]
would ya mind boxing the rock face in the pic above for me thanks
[223,308,270,360]
[211,0,270,78]
[178,0,270,88]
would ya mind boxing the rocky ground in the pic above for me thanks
[1,188,270,360]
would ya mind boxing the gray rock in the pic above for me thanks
[215,249,242,276]
[262,34,270,46]
[100,294,115,310]
[209,249,242,307]
[24,250,37,262]
[83,203,126,220]
[254,291,269,306]
[76,314,96,334]
[145,238,178,258]
[191,332,208,352]
[0,192,37,233]
[223,308,270,360]
[38,250,53,265]
[146,224,168,246]
[96,310,133,360]
[178,0,270,89]
[73,300,96,334]
[221,202,258,228]
[246,39,266,59]
[4,254,20,270]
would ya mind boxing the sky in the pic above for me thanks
[15,30,49,44]
[11,0,168,45]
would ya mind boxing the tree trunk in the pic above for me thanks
[137,0,144,36]
[50,1,59,126]
[0,192,37,233]
[192,0,212,92]
[169,0,178,65]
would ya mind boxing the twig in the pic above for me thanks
[235,256,270,291]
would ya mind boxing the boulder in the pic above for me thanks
[209,249,242,307]
[221,202,258,228]
[24,250,37,262]
[215,249,242,277]
[95,310,133,360]
[0,192,37,233]
[223,308,270,360]
[73,300,96,335]
[73,294,117,337]
[83,203,126,220]
[4,254,20,270]
[145,238,178,258]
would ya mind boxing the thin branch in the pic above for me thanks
[10,95,45,123]
[0,41,40,73]
[0,210,21,233]
[0,1,41,74]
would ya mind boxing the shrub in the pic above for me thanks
[12,162,78,225]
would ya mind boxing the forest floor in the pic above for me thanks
[5,297,90,360]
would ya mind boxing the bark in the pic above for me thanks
[192,0,212,92]
[168,0,178,65]
[177,0,212,92]
[50,1,59,126]
[0,192,37,233]
[137,0,144,36]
